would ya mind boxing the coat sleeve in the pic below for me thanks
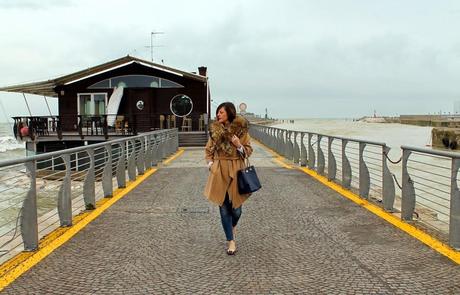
[205,138,214,162]
[240,133,253,158]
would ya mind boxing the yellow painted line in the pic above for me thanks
[273,157,293,169]
[253,138,460,264]
[163,148,184,165]
[0,149,183,291]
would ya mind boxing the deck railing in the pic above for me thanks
[12,114,138,141]
[0,129,178,262]
[250,124,460,250]
[12,113,208,141]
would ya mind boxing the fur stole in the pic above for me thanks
[208,115,249,156]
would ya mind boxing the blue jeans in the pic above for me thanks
[219,192,242,241]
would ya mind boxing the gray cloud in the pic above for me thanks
[0,0,459,120]
[0,0,73,10]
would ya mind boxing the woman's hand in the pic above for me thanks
[231,135,242,149]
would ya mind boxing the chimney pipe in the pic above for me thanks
[198,66,207,77]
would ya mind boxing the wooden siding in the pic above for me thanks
[57,63,207,132]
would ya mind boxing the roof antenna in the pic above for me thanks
[145,31,165,62]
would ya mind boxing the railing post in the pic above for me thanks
[152,134,159,166]
[359,142,370,199]
[281,130,287,156]
[300,132,307,167]
[167,131,173,156]
[21,160,38,251]
[449,158,460,249]
[293,131,300,165]
[128,140,137,181]
[116,143,126,188]
[83,148,96,210]
[276,129,282,154]
[342,139,352,188]
[327,137,336,181]
[282,129,286,155]
[317,135,325,175]
[102,144,113,198]
[270,128,274,150]
[286,130,292,160]
[382,145,395,211]
[159,133,166,160]
[58,154,72,226]
[307,133,315,169]
[144,137,152,169]
[401,149,416,221]
[136,139,145,175]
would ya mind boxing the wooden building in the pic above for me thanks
[0,56,210,153]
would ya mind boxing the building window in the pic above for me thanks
[88,75,183,89]
[170,94,193,117]
[77,93,107,116]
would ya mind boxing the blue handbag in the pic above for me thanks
[237,158,261,194]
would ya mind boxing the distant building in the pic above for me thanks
[454,101,460,114]
[0,55,211,152]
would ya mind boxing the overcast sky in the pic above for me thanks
[0,0,459,120]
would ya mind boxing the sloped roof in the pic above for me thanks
[0,56,207,97]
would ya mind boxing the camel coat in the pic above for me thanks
[203,120,253,209]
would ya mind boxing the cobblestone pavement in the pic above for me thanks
[2,143,460,294]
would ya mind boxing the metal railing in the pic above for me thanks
[0,128,178,261]
[250,124,460,250]
[12,113,209,141]
[12,114,138,141]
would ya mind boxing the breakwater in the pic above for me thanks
[432,127,460,149]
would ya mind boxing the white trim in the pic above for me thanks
[88,74,184,89]
[65,60,186,86]
[170,94,193,117]
[137,61,184,77]
[66,62,134,85]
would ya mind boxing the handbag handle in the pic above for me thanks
[238,150,251,168]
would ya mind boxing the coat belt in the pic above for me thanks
[214,156,241,160]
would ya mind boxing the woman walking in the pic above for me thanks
[204,102,253,255]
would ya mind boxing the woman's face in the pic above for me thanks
[217,107,228,124]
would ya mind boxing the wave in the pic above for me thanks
[0,136,24,153]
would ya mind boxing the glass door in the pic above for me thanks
[77,93,107,134]
[78,93,107,115]
[94,94,106,115]
[78,94,92,116]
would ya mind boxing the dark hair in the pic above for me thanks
[216,102,237,123]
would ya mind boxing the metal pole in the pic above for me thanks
[150,32,153,62]
[359,142,370,199]
[22,93,32,116]
[43,96,53,116]
[449,158,460,249]
[21,160,38,251]
[401,149,416,221]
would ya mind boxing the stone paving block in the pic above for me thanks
[2,144,460,294]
